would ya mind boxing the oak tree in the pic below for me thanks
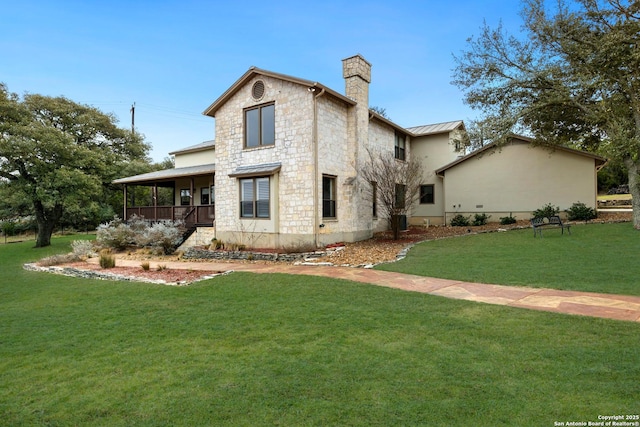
[453,0,640,227]
[0,84,149,247]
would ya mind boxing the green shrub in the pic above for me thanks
[532,203,559,219]
[499,214,517,225]
[450,214,471,227]
[472,213,491,226]
[566,201,597,221]
[1,221,17,237]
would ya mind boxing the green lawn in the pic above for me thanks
[378,222,640,296]
[1,234,639,426]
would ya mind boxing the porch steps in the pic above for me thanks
[177,226,216,251]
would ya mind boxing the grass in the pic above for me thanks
[1,234,639,425]
[378,222,640,296]
[597,193,632,201]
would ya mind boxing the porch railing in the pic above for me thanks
[124,205,215,227]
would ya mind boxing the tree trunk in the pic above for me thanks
[391,214,400,240]
[33,200,63,248]
[35,219,56,247]
[624,158,640,230]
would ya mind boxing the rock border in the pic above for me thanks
[23,263,229,286]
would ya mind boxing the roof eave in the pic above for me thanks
[435,134,608,174]
[202,67,355,117]
[368,110,414,137]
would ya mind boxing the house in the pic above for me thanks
[113,54,606,249]
[435,136,607,224]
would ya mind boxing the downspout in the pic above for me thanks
[311,86,326,248]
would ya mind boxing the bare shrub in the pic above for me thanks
[38,253,81,266]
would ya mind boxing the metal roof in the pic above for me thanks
[228,162,282,178]
[169,140,215,156]
[113,163,216,185]
[406,120,464,136]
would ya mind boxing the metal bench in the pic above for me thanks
[531,215,571,237]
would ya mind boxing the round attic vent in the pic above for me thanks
[252,80,265,100]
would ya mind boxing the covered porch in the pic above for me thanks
[113,164,216,228]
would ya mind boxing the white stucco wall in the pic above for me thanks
[410,131,463,225]
[441,141,598,223]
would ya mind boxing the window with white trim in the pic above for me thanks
[240,177,270,218]
[180,189,191,206]
[200,187,210,205]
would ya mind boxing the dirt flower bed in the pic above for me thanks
[62,261,226,284]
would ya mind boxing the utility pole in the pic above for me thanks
[130,102,135,133]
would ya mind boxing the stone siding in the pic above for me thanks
[214,75,315,245]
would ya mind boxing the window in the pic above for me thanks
[395,132,406,161]
[245,103,275,148]
[395,183,406,209]
[420,185,434,204]
[200,187,210,205]
[180,189,191,206]
[372,181,377,217]
[322,176,336,218]
[240,177,270,218]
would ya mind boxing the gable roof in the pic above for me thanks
[406,120,465,136]
[169,140,215,156]
[202,67,356,117]
[435,135,607,175]
[113,163,216,185]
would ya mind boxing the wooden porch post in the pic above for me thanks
[123,185,128,220]
[153,183,158,222]
[190,177,195,223]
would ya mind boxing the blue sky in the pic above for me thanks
[2,0,524,162]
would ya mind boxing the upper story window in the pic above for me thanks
[245,103,275,148]
[395,132,406,161]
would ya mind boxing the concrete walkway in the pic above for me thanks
[104,258,640,323]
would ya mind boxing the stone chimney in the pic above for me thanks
[342,54,372,234]
[342,54,371,107]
